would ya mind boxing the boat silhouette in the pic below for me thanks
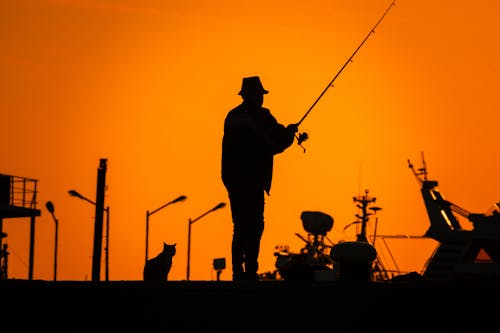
[272,153,500,283]
[408,153,500,282]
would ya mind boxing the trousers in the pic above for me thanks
[228,186,265,281]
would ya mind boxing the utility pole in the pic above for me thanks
[104,206,109,281]
[92,158,107,282]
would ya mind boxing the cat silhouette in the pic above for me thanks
[143,242,176,281]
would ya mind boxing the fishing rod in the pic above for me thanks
[295,1,396,152]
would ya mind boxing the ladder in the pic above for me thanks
[423,240,470,280]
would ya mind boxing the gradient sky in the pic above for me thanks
[1,0,499,281]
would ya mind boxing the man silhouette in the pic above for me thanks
[221,76,298,281]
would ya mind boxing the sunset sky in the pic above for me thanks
[1,0,499,281]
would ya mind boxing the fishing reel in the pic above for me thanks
[296,131,309,153]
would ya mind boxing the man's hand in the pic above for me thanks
[287,123,299,133]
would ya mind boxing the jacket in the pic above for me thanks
[221,103,295,195]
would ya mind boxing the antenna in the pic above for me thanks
[420,151,428,181]
[358,161,363,197]
[408,151,428,186]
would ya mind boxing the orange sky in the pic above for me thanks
[1,0,499,281]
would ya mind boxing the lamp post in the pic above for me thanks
[68,189,110,281]
[45,201,58,281]
[186,202,226,281]
[145,195,187,264]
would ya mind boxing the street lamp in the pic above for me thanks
[145,195,187,264]
[186,202,226,281]
[45,201,58,281]
[68,189,110,281]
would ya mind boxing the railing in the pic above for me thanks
[371,234,433,276]
[0,173,38,210]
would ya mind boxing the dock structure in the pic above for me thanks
[1,279,500,331]
[0,174,41,280]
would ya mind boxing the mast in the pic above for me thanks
[91,158,107,282]
[353,189,377,242]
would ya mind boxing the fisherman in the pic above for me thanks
[221,76,298,281]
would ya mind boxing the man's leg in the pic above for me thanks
[243,222,263,280]
[231,223,245,281]
[229,190,249,281]
[228,188,264,281]
[242,189,265,280]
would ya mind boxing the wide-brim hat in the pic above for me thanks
[238,76,269,95]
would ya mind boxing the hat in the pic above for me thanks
[238,76,269,96]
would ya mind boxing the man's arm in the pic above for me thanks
[226,112,287,153]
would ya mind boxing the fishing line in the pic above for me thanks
[295,1,396,152]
